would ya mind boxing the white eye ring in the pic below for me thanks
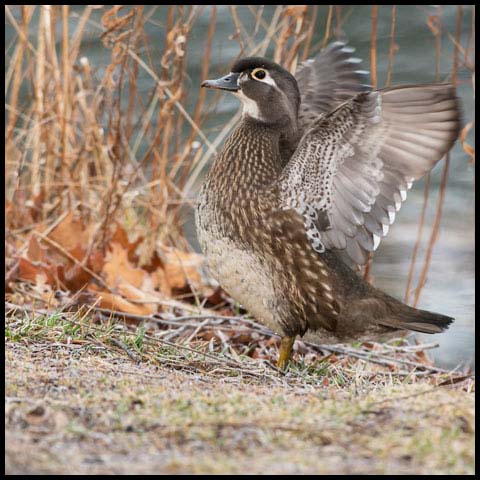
[251,68,267,80]
[250,68,277,87]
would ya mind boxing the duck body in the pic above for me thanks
[196,117,441,344]
[196,43,460,364]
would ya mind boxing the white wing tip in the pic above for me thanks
[388,207,396,224]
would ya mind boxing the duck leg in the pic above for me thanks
[277,335,296,370]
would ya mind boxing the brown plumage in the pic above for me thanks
[196,42,460,368]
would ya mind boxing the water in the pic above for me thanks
[5,5,475,369]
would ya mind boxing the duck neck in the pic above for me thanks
[208,117,283,195]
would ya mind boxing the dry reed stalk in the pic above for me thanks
[125,8,144,143]
[363,5,378,284]
[4,5,37,58]
[386,5,397,88]
[404,9,443,304]
[172,7,190,159]
[68,6,93,66]
[285,7,309,72]
[251,6,284,57]
[93,8,137,251]
[5,7,31,145]
[151,6,174,236]
[150,4,175,219]
[301,6,318,62]
[404,173,430,304]
[149,9,192,242]
[321,6,334,49]
[43,6,59,205]
[176,6,216,193]
[31,6,47,198]
[61,6,72,208]
[334,6,342,35]
[452,5,463,85]
[465,5,475,66]
[413,5,463,307]
[413,157,450,307]
[244,6,270,44]
[250,5,265,37]
[370,5,378,89]
[274,6,308,70]
[273,15,290,65]
[5,7,34,213]
[229,6,245,55]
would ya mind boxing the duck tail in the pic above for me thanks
[379,305,454,334]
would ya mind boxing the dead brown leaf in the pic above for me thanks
[116,282,160,315]
[160,246,203,291]
[111,223,144,264]
[102,242,147,289]
[460,121,475,164]
[27,236,51,263]
[48,212,90,252]
[283,5,308,19]
[17,258,56,287]
[150,267,172,298]
[63,263,93,292]
[94,290,154,316]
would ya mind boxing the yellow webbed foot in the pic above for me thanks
[277,335,296,371]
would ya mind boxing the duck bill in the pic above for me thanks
[201,72,240,91]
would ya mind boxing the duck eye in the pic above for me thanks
[252,68,267,80]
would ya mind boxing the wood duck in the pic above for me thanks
[196,42,461,370]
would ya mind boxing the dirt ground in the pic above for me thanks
[5,339,475,475]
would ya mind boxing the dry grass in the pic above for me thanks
[5,317,475,474]
[4,283,475,474]
[6,299,471,381]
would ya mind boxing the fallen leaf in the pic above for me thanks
[415,349,434,366]
[116,282,160,315]
[27,236,51,263]
[95,290,153,316]
[111,223,143,264]
[48,212,89,252]
[63,262,92,291]
[205,287,227,306]
[17,257,56,286]
[460,121,475,164]
[159,246,203,291]
[283,5,308,19]
[102,242,147,289]
[87,249,105,273]
[149,267,172,297]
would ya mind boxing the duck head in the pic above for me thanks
[202,57,300,128]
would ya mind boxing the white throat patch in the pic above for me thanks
[233,90,262,120]
[234,70,279,121]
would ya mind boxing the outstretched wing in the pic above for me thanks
[279,84,461,265]
[295,41,371,132]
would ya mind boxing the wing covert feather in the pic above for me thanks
[279,84,461,265]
